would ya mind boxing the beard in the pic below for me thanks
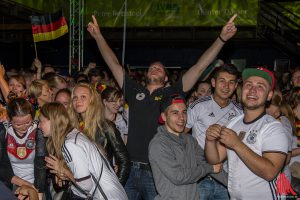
[146,76,165,85]
[242,100,266,110]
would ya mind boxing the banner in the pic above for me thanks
[14,0,300,27]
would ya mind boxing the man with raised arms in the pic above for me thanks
[87,14,237,200]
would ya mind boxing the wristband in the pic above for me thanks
[218,35,227,43]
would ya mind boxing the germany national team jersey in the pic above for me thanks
[6,121,39,184]
[186,95,243,149]
[226,114,289,200]
[62,128,128,200]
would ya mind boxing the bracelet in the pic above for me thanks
[218,35,227,43]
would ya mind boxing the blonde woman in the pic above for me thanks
[47,75,68,101]
[68,83,130,186]
[40,102,127,199]
[28,80,52,107]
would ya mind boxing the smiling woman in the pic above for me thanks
[101,86,128,143]
[40,102,128,199]
[68,83,130,186]
[0,98,46,200]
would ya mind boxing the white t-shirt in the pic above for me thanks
[186,95,243,148]
[115,113,128,141]
[62,128,128,200]
[226,114,289,200]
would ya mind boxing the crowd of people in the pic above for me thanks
[0,14,299,200]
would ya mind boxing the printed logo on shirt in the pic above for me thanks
[7,143,14,149]
[154,95,163,101]
[208,112,215,117]
[136,93,145,101]
[17,147,27,159]
[246,130,257,144]
[228,111,237,121]
[26,139,35,150]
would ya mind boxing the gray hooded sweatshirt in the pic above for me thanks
[149,126,213,200]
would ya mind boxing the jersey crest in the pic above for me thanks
[7,129,36,160]
[246,130,257,144]
[228,110,238,121]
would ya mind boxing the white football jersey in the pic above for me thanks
[62,129,128,200]
[226,114,289,200]
[187,95,243,148]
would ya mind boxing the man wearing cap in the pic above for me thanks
[149,95,221,200]
[205,67,289,199]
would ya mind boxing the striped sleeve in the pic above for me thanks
[62,141,93,193]
[186,97,210,129]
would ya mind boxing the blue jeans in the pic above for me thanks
[198,176,229,200]
[125,163,157,200]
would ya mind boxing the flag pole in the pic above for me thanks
[33,42,38,59]
[30,16,38,59]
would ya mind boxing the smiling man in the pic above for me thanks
[185,64,242,200]
[88,13,238,199]
[205,67,289,199]
[149,95,221,200]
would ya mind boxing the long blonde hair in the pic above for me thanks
[68,83,113,143]
[40,102,72,160]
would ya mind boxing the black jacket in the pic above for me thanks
[0,122,47,193]
[95,122,130,186]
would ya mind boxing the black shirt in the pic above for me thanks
[124,73,183,163]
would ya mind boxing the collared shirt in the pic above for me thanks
[124,73,183,163]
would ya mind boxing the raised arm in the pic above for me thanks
[182,14,237,92]
[33,59,42,80]
[0,64,10,103]
[83,62,96,75]
[87,15,124,88]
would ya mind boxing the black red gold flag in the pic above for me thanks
[31,11,68,42]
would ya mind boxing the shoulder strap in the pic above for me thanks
[88,162,106,200]
[87,146,108,200]
[71,131,108,199]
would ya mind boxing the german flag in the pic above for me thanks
[31,11,68,42]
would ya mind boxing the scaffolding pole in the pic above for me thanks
[69,0,84,75]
